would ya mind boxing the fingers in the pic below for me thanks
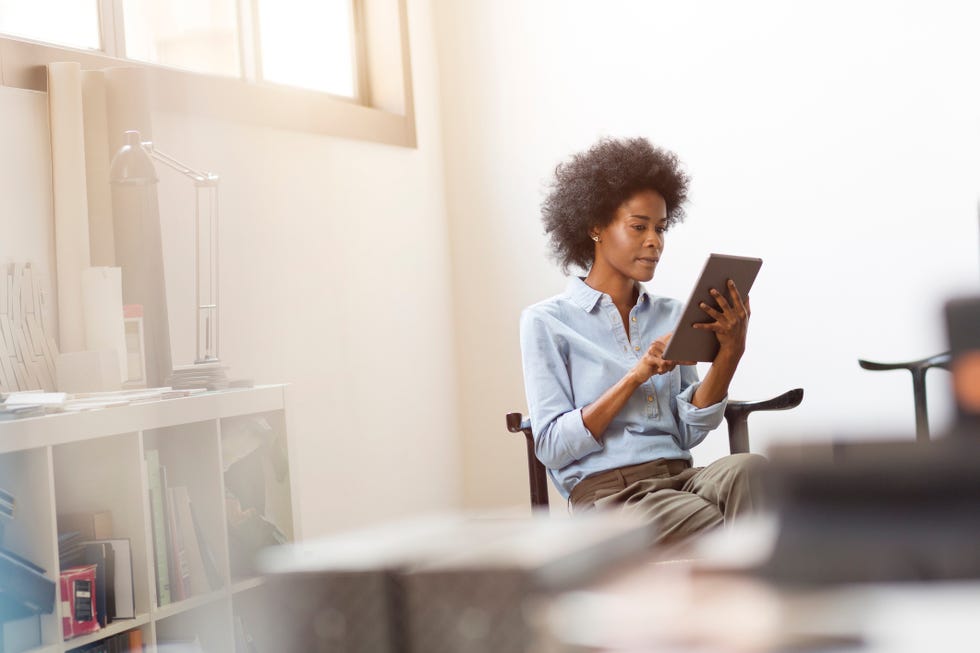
[641,338,679,375]
[726,280,749,320]
[648,338,667,358]
[699,280,750,324]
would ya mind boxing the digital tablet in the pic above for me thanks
[662,253,762,362]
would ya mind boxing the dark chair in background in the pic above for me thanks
[505,388,804,509]
[857,352,952,441]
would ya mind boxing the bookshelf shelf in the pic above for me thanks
[62,615,148,649]
[22,645,58,653]
[230,576,265,594]
[152,587,226,621]
[0,385,297,653]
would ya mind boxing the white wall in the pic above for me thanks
[434,0,980,509]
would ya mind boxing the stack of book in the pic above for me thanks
[145,449,222,607]
[0,544,56,622]
[57,512,136,638]
[66,628,144,652]
[0,486,14,523]
[59,531,87,568]
[0,482,55,653]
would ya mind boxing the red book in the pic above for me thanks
[60,564,100,639]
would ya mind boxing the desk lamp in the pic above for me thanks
[110,130,226,388]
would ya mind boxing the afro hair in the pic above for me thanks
[541,137,690,273]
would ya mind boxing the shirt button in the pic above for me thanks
[631,316,637,322]
[647,396,654,402]
[634,345,640,351]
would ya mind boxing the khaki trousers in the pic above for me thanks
[569,453,766,545]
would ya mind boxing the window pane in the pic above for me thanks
[257,0,355,98]
[122,0,240,78]
[0,0,100,50]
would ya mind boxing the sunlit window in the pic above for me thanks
[0,0,100,50]
[0,0,359,99]
[257,0,356,98]
[122,0,241,78]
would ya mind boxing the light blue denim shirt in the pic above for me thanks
[519,277,727,498]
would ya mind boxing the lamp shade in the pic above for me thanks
[109,130,158,185]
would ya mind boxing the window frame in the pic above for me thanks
[0,0,416,147]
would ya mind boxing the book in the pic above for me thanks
[0,545,56,620]
[80,541,114,627]
[60,564,100,639]
[166,484,190,601]
[127,627,144,651]
[0,486,14,519]
[188,498,223,591]
[59,530,87,568]
[234,615,259,653]
[84,539,135,619]
[145,449,171,606]
[171,485,211,596]
[58,510,114,541]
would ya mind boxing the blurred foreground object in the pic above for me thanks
[760,437,980,585]
[258,511,655,653]
[946,294,980,436]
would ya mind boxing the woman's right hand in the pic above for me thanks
[631,333,695,383]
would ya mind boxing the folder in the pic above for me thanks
[0,545,56,620]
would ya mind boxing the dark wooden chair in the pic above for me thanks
[857,352,952,441]
[505,388,804,509]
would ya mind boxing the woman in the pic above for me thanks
[520,136,764,544]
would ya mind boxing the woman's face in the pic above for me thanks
[592,189,669,283]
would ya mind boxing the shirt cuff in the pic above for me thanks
[558,408,604,462]
[676,382,727,430]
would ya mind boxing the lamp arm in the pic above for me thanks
[143,142,220,186]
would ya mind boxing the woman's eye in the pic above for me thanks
[632,225,646,231]
[656,226,667,234]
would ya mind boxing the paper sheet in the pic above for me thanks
[82,267,128,382]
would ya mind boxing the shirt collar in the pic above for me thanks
[565,277,652,312]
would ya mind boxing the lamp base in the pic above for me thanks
[167,362,230,391]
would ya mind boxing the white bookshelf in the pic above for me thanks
[0,385,297,653]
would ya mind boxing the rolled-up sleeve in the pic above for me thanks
[520,309,603,469]
[674,371,727,450]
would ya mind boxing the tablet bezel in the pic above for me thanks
[661,253,762,363]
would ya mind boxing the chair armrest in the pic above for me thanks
[506,412,532,434]
[505,412,550,509]
[857,351,952,373]
[857,351,951,441]
[724,388,804,454]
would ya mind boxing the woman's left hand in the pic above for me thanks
[693,279,750,360]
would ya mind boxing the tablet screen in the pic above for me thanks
[662,253,762,362]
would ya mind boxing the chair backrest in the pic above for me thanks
[506,388,804,509]
[857,352,951,441]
